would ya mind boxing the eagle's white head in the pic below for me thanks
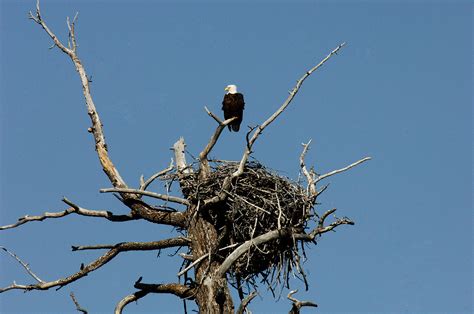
[224,84,238,94]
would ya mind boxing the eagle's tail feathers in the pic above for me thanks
[231,123,240,132]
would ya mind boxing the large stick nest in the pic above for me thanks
[177,161,315,288]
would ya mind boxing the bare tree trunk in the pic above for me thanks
[188,204,234,313]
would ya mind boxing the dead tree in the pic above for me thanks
[0,2,371,313]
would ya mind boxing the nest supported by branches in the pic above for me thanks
[177,161,315,290]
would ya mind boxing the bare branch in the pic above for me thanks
[199,107,237,178]
[287,290,317,314]
[299,140,317,198]
[28,2,189,227]
[295,208,355,241]
[236,291,258,314]
[0,198,138,231]
[115,275,196,314]
[177,253,209,277]
[179,253,195,261]
[0,247,43,283]
[72,238,190,252]
[173,137,193,174]
[319,208,337,229]
[139,159,174,191]
[204,106,224,124]
[30,1,127,189]
[100,188,190,206]
[61,197,138,221]
[115,290,149,314]
[70,292,88,314]
[0,237,188,293]
[66,12,79,53]
[316,157,371,183]
[134,280,195,299]
[233,43,346,177]
[71,244,116,251]
[217,228,292,278]
[177,242,240,277]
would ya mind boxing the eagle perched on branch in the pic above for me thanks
[222,84,245,132]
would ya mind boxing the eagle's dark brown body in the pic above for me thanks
[222,93,245,132]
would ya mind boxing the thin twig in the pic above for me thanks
[100,188,190,205]
[70,292,88,314]
[177,253,209,277]
[140,160,174,191]
[316,157,371,183]
[0,247,44,283]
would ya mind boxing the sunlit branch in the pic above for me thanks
[29,0,127,189]
[316,157,371,183]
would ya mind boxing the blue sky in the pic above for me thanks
[0,1,472,313]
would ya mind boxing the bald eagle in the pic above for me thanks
[222,84,245,132]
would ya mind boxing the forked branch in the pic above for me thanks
[139,160,174,191]
[287,290,318,314]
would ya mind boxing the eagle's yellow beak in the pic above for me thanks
[224,86,229,91]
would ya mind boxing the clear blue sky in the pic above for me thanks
[0,1,472,313]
